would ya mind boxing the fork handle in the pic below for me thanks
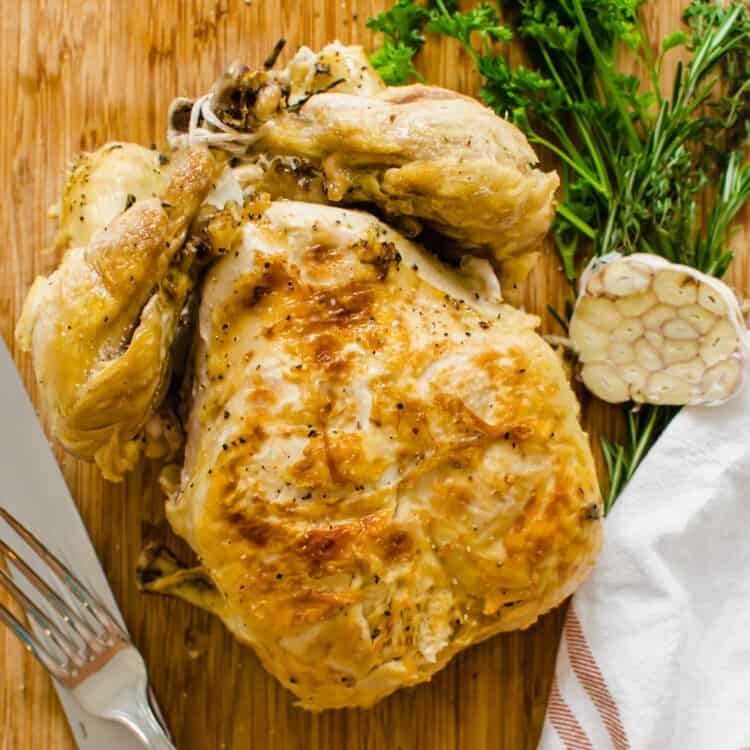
[71,646,176,749]
[109,687,176,750]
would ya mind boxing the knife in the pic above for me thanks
[0,337,154,749]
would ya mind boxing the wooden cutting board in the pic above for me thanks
[2,2,748,748]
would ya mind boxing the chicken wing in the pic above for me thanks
[16,146,218,480]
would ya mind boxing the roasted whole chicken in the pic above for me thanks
[17,44,602,711]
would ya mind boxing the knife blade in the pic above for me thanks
[0,338,148,749]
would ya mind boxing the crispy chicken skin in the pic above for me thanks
[55,142,172,251]
[16,146,218,480]
[160,201,602,710]
[170,43,559,278]
[259,85,558,264]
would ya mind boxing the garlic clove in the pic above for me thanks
[698,282,728,316]
[620,364,648,389]
[663,339,698,365]
[609,341,634,365]
[700,320,739,367]
[569,317,609,361]
[575,297,622,332]
[602,260,651,296]
[635,339,663,370]
[582,362,630,403]
[702,358,741,402]
[586,273,604,296]
[643,330,664,349]
[612,318,644,343]
[616,291,657,318]
[665,359,705,385]
[646,372,694,405]
[677,304,717,335]
[643,304,676,330]
[653,269,698,306]
[663,319,699,340]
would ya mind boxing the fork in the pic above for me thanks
[0,506,175,749]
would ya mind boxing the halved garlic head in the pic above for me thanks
[570,253,748,406]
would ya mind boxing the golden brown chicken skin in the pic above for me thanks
[163,201,602,710]
[16,146,218,480]
[169,43,559,280]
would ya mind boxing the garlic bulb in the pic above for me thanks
[570,253,749,406]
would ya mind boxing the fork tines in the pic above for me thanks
[0,506,121,681]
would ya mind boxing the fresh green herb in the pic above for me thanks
[369,41,423,85]
[423,1,750,278]
[367,0,429,84]
[599,406,677,514]
[367,0,430,49]
[426,2,512,51]
[367,0,468,84]
[368,0,750,508]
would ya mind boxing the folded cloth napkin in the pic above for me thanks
[538,379,750,750]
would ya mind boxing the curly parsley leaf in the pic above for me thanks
[366,0,430,49]
[426,2,512,53]
[369,39,425,85]
[367,0,430,85]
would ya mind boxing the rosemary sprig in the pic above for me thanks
[599,406,677,514]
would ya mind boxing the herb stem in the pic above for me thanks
[527,131,607,193]
[557,203,596,240]
[568,0,642,151]
[636,14,661,103]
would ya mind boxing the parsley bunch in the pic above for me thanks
[369,0,750,508]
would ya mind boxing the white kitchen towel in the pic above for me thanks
[538,377,750,750]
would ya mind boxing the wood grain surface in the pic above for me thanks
[1,2,748,749]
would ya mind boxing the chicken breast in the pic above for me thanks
[169,43,559,280]
[16,146,219,480]
[163,201,602,710]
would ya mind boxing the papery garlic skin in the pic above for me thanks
[570,253,749,406]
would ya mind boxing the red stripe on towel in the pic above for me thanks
[565,606,631,750]
[547,680,594,750]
